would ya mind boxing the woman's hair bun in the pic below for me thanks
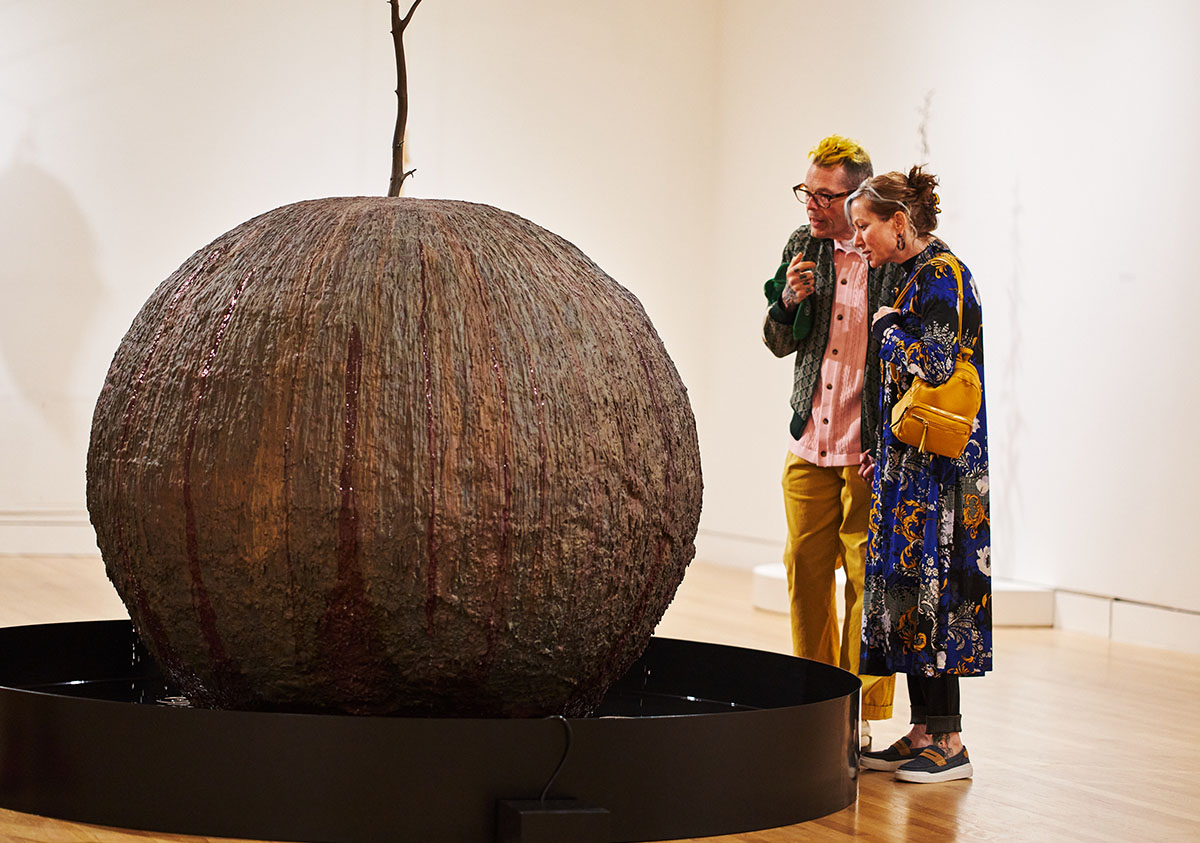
[902,165,940,230]
[906,165,940,234]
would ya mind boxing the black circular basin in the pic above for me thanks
[0,621,860,842]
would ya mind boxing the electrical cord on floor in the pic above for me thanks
[539,714,572,803]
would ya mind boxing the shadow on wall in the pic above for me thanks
[0,139,103,440]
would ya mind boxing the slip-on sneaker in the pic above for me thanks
[894,745,973,783]
[859,736,918,772]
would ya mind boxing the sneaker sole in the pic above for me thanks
[894,761,974,783]
[859,755,908,772]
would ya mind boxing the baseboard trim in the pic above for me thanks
[702,531,1200,653]
[0,510,98,557]
[1055,590,1200,655]
[749,561,1054,628]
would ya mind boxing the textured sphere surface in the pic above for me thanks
[86,197,702,717]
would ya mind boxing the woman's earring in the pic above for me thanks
[896,231,906,251]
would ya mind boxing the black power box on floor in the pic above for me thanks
[495,798,611,843]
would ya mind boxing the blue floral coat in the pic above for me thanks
[861,242,992,678]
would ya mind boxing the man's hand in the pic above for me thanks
[782,256,816,308]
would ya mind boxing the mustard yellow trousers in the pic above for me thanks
[781,451,895,719]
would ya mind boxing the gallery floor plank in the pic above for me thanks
[1,556,1197,841]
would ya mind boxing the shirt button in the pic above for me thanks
[826,383,833,389]
[840,278,847,285]
[822,418,830,425]
[832,349,839,355]
[837,314,844,321]
[820,450,827,457]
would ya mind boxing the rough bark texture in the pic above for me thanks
[86,197,702,717]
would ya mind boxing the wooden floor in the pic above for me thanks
[1,556,1198,842]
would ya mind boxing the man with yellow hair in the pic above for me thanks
[762,135,902,747]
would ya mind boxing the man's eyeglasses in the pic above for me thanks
[793,184,852,209]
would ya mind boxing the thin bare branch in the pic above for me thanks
[387,0,424,197]
[401,0,423,27]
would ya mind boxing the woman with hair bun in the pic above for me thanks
[847,167,991,784]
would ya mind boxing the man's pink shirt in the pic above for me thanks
[790,238,870,467]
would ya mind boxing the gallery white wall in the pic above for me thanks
[1,2,1198,620]
[702,0,1200,618]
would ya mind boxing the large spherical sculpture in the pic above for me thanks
[86,197,702,717]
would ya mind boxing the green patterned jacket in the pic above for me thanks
[761,225,905,453]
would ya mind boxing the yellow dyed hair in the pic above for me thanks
[809,136,869,168]
[809,135,872,186]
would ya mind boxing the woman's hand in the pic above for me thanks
[783,256,816,308]
[858,453,876,484]
[872,306,898,326]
